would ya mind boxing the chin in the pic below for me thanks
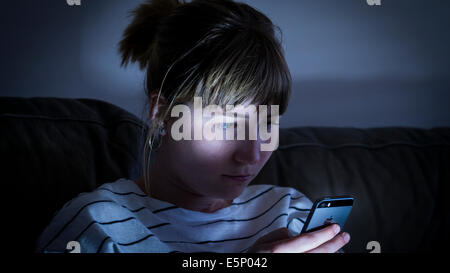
[217,182,250,200]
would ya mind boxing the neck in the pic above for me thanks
[134,160,232,213]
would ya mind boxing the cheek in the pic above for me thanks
[260,151,273,163]
[256,151,273,170]
[169,139,233,172]
[190,140,235,166]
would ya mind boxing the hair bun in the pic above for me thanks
[119,0,182,70]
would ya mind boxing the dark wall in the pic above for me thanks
[1,0,449,128]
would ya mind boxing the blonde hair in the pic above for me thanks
[118,0,291,195]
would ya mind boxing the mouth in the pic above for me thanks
[222,174,254,182]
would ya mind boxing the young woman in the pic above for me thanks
[36,0,350,253]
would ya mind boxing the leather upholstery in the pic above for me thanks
[1,97,448,252]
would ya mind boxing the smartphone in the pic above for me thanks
[301,196,354,234]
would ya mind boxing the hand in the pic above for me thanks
[247,224,350,253]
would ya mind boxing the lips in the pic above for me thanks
[222,174,254,182]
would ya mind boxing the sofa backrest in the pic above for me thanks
[1,97,449,252]
[1,97,145,252]
[252,126,450,253]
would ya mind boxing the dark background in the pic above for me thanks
[1,0,449,128]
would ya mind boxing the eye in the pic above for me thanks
[221,122,237,129]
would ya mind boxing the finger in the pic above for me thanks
[255,228,292,245]
[273,224,340,253]
[305,232,350,253]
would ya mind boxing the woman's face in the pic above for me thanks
[155,100,276,201]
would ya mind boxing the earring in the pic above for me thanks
[149,133,163,150]
[150,122,166,151]
[159,124,166,136]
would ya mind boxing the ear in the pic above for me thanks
[148,90,168,122]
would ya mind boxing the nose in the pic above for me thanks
[233,139,261,165]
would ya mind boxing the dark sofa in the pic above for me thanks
[1,97,448,253]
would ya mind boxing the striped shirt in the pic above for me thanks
[36,178,313,253]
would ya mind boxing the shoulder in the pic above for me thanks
[51,178,145,224]
[36,178,146,253]
[242,184,313,207]
[234,184,313,218]
[234,184,313,237]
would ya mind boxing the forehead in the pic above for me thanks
[183,99,274,117]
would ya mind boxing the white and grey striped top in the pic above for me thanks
[36,178,313,253]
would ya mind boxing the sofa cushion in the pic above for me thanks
[0,97,146,252]
[1,96,449,253]
[251,127,450,252]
